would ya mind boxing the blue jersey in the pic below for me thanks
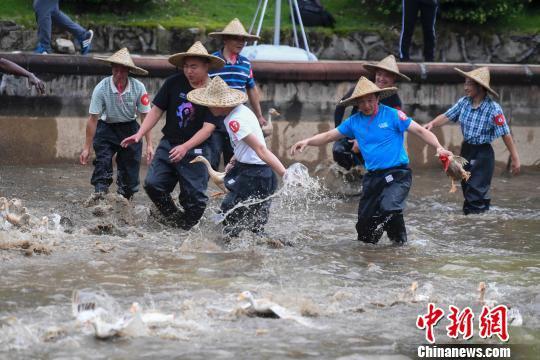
[337,104,412,171]
[444,96,510,145]
[208,50,255,92]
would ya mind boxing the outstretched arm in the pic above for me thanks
[424,114,450,131]
[121,105,163,147]
[243,134,286,177]
[0,58,45,94]
[290,129,344,155]
[408,121,452,156]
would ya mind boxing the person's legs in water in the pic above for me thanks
[90,121,117,194]
[379,168,412,244]
[383,212,407,244]
[175,154,209,230]
[460,143,494,215]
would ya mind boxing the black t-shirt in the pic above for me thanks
[152,73,219,144]
[334,86,403,127]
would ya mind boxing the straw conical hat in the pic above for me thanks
[168,41,225,70]
[94,48,148,76]
[187,76,248,107]
[454,67,499,98]
[209,18,261,41]
[339,77,397,107]
[363,55,411,82]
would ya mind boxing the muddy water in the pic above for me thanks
[1,164,539,359]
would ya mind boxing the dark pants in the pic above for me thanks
[33,0,87,53]
[91,120,141,199]
[144,138,209,230]
[356,166,412,244]
[460,142,494,215]
[220,162,278,237]
[208,129,234,171]
[399,0,438,62]
[332,137,364,170]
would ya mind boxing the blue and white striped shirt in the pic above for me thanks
[445,96,510,145]
[208,50,256,92]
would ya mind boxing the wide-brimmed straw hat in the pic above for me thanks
[339,77,398,107]
[209,18,261,41]
[363,55,411,82]
[94,48,148,76]
[454,66,499,98]
[168,41,225,70]
[187,76,248,107]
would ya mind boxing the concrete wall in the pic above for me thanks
[1,73,539,169]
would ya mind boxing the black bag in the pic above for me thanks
[294,0,335,27]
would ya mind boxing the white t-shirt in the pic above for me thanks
[224,104,266,165]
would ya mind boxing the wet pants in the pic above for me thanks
[332,137,364,170]
[91,120,141,199]
[144,138,209,230]
[399,0,438,62]
[460,142,494,215]
[356,166,412,244]
[208,128,234,171]
[221,162,278,237]
[33,0,87,53]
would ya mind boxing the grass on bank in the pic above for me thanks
[1,0,538,35]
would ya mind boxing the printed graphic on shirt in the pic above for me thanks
[229,120,240,133]
[177,102,194,128]
[141,93,150,106]
[397,110,408,121]
[493,114,506,126]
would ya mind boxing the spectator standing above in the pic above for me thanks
[33,0,94,54]
[399,0,438,62]
[207,18,265,170]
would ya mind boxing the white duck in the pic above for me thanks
[190,155,227,196]
[262,108,280,138]
[237,291,316,328]
[129,302,175,326]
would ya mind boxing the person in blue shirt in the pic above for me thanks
[291,77,451,244]
[207,18,266,171]
[424,67,521,215]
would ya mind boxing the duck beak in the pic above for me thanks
[237,294,246,301]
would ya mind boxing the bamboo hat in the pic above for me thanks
[94,48,148,76]
[454,66,499,98]
[209,18,261,41]
[363,55,411,82]
[187,76,248,107]
[339,77,398,106]
[168,41,225,70]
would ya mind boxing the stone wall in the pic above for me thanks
[1,21,538,63]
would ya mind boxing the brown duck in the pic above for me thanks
[439,154,471,193]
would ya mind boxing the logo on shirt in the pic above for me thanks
[397,110,408,121]
[177,102,194,128]
[378,122,389,129]
[493,114,506,126]
[229,120,240,133]
[141,93,150,106]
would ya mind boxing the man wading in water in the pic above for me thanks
[424,67,521,215]
[291,77,452,244]
[121,42,225,230]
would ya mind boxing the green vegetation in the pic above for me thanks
[1,0,538,34]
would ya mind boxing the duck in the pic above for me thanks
[262,108,280,138]
[129,302,175,326]
[190,155,227,196]
[438,154,471,193]
[478,282,497,307]
[237,291,316,328]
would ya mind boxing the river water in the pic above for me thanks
[1,164,539,359]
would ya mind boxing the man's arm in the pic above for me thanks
[138,112,155,164]
[247,86,266,126]
[0,58,45,94]
[424,114,450,130]
[408,121,452,156]
[290,129,344,155]
[121,105,163,147]
[80,114,99,165]
[243,134,286,177]
[502,134,521,175]
[168,122,216,162]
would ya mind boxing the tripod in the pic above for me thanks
[247,0,311,55]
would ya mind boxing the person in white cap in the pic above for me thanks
[291,77,452,245]
[121,42,225,230]
[79,48,151,201]
[207,18,266,171]
[424,67,520,215]
[187,76,286,238]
